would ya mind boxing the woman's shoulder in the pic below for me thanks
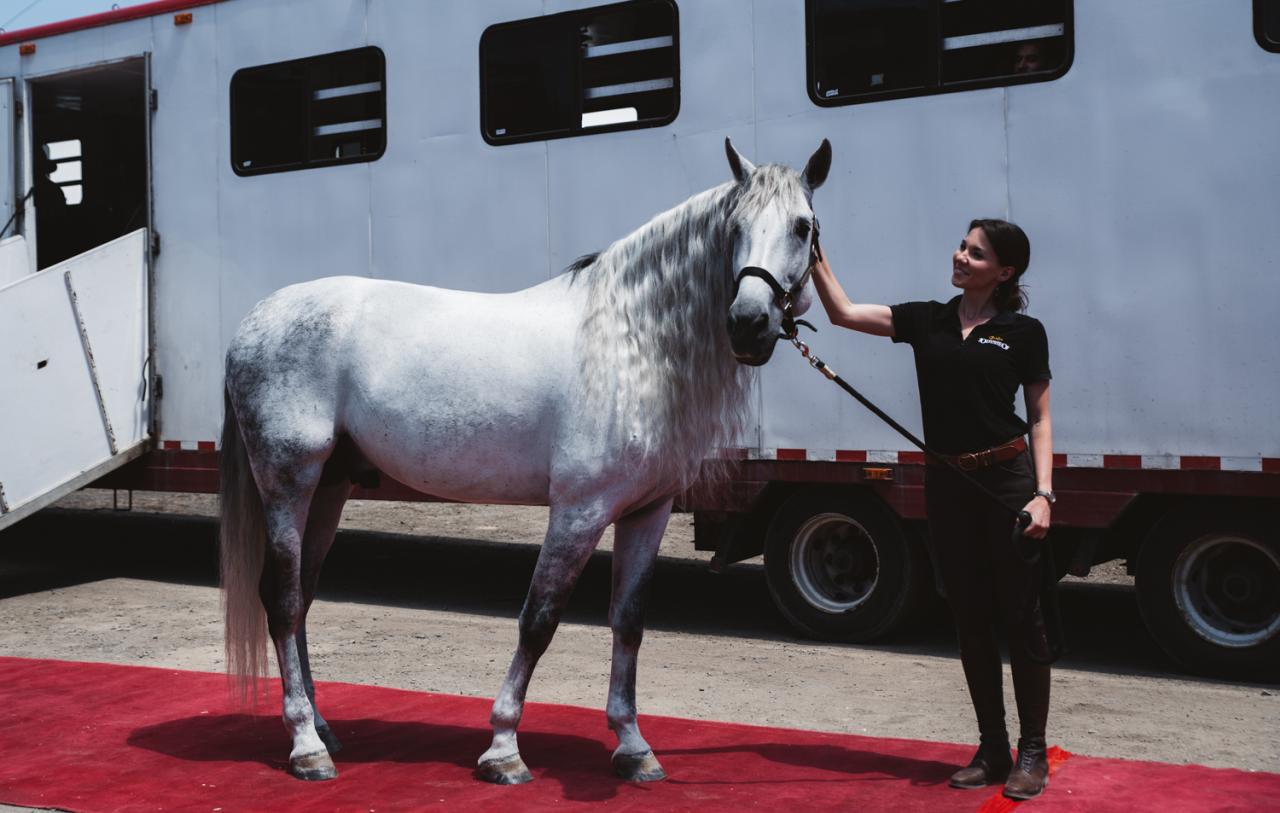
[1007,310,1047,330]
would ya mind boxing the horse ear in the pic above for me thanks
[725,138,755,184]
[803,139,832,192]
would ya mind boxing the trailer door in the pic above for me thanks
[0,229,151,530]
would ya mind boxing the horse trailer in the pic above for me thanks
[0,0,1277,677]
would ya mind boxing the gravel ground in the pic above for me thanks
[0,490,1276,812]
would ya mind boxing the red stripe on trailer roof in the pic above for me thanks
[835,450,867,462]
[776,448,806,461]
[1179,456,1220,471]
[0,0,225,47]
[1104,454,1141,469]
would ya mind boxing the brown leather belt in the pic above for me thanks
[930,437,1027,471]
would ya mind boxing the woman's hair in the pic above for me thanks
[970,218,1031,312]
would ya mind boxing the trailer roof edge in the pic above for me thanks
[0,0,226,47]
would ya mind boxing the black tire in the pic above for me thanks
[764,489,924,642]
[1135,508,1280,679]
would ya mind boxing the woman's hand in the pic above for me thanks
[1019,495,1051,539]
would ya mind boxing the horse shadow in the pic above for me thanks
[127,713,957,802]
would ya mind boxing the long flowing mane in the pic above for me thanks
[573,168,800,488]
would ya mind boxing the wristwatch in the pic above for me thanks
[1033,489,1056,504]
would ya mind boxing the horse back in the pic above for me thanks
[232,275,583,504]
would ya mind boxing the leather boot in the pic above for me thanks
[1004,736,1049,800]
[949,737,1012,789]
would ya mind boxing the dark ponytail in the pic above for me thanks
[970,218,1031,312]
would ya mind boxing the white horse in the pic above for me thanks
[219,139,831,784]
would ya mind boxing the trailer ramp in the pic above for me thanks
[0,229,150,530]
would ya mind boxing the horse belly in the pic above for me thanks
[341,286,575,506]
[354,401,556,505]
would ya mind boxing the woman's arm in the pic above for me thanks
[1020,380,1053,539]
[811,244,895,336]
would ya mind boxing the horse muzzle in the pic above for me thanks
[727,310,780,365]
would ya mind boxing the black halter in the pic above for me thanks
[731,218,819,339]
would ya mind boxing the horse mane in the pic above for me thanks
[573,165,805,490]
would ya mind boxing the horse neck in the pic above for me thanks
[578,183,752,486]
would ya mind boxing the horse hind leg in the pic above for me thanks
[476,503,610,784]
[606,498,673,782]
[296,480,355,757]
[256,450,340,781]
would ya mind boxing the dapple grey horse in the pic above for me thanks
[219,138,831,784]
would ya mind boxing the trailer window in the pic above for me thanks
[807,0,1072,107]
[1258,0,1280,52]
[231,47,386,176]
[43,140,82,206]
[480,0,679,145]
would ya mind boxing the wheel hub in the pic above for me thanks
[790,513,880,614]
[1172,534,1280,649]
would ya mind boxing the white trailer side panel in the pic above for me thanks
[0,230,150,528]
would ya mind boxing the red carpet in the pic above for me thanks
[0,657,1275,812]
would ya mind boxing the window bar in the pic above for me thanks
[584,35,673,58]
[584,77,673,99]
[313,81,383,100]
[943,24,1065,51]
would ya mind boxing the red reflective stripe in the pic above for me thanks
[1179,456,1220,470]
[1264,458,1280,473]
[776,448,806,461]
[197,441,216,452]
[1104,454,1141,469]
[835,450,867,462]
[0,0,224,46]
[161,440,181,450]
[1052,453,1067,468]
[898,451,926,465]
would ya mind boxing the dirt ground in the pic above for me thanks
[1,489,1277,812]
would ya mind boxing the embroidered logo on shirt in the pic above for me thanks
[978,336,1010,350]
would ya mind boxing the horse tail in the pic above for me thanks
[219,386,269,705]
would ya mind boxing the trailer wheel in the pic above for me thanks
[764,490,922,642]
[1135,510,1280,677]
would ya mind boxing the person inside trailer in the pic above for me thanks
[809,220,1057,801]
[34,149,67,221]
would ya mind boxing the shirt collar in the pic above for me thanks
[936,295,1017,326]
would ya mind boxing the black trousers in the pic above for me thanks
[926,450,1050,744]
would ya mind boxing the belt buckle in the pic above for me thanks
[957,453,979,471]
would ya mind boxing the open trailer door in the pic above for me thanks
[0,229,152,530]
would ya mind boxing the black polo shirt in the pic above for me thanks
[890,296,1051,455]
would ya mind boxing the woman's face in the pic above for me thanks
[951,227,1013,292]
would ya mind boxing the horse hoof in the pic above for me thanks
[290,751,338,781]
[316,723,343,755]
[475,754,534,785]
[613,750,667,782]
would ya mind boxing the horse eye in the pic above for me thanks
[794,220,811,239]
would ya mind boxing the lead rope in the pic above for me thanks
[782,325,1033,543]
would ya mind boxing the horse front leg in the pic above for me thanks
[476,505,607,784]
[606,497,672,782]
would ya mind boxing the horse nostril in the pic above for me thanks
[729,312,769,340]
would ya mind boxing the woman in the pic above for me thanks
[811,219,1055,801]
